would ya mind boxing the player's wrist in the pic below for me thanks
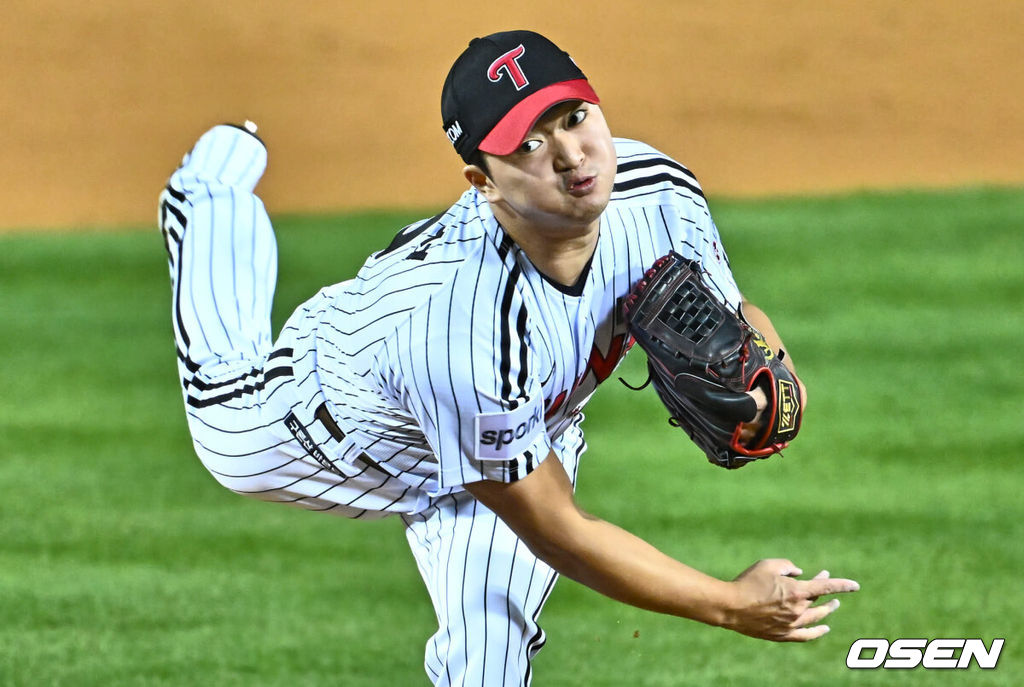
[678,577,741,629]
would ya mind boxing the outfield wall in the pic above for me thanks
[3,1,1022,230]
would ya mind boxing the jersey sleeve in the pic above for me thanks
[377,259,550,491]
[614,138,743,309]
[680,206,742,310]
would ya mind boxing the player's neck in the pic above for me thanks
[498,215,600,287]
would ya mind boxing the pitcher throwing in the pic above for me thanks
[158,30,858,686]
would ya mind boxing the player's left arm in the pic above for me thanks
[741,299,807,407]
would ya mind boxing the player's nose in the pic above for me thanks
[551,131,585,171]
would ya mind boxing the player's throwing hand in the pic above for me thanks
[722,559,860,642]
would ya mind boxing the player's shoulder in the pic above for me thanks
[368,190,489,262]
[610,137,707,206]
[332,188,517,322]
[356,190,494,280]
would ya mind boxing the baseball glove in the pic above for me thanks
[622,252,803,469]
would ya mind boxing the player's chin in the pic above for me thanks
[559,188,608,221]
[574,179,613,216]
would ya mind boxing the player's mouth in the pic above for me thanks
[566,175,597,197]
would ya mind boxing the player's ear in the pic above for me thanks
[463,165,500,202]
[463,164,487,190]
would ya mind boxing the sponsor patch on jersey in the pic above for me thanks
[474,395,544,461]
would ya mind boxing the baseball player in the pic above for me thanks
[158,30,858,686]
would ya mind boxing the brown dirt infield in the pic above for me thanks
[3,0,1022,231]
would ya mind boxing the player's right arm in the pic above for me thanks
[465,452,859,642]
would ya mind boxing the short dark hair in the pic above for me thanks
[465,150,490,177]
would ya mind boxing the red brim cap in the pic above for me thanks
[477,79,600,156]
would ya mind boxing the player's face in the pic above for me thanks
[479,101,616,236]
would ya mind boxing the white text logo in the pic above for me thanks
[445,120,463,144]
[846,638,1004,670]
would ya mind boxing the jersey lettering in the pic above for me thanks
[284,412,345,476]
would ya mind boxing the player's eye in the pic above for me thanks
[519,139,542,153]
[567,107,588,127]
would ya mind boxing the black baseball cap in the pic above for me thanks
[441,30,600,162]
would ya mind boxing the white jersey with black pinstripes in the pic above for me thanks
[273,137,741,515]
[159,125,741,686]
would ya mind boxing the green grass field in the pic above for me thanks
[1,188,1021,686]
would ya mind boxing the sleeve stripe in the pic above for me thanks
[186,347,292,391]
[613,155,705,199]
[616,156,699,183]
[614,171,705,199]
[185,364,293,408]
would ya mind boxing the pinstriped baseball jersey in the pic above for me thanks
[268,137,741,512]
[160,123,743,686]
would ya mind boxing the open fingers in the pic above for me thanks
[807,570,829,601]
[803,576,860,599]
[794,598,841,629]
[781,624,831,642]
[781,599,841,642]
